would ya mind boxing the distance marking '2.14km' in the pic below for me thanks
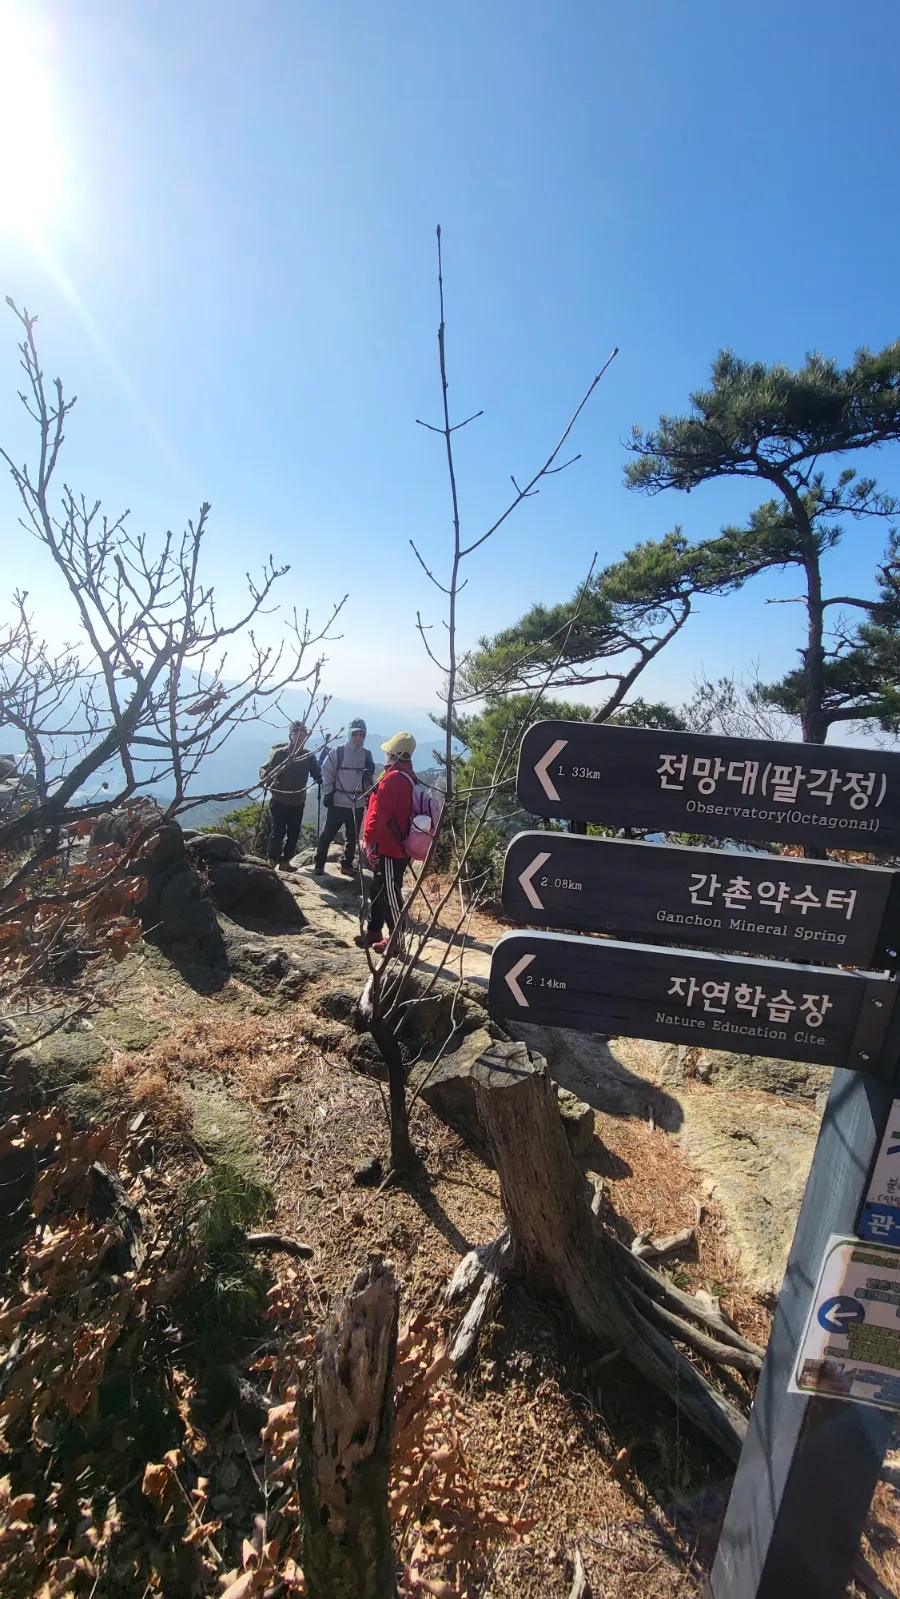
[488,930,899,1069]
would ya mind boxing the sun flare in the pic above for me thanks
[0,2,63,237]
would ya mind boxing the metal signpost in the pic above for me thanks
[488,719,900,1599]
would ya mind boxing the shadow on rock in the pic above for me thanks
[507,1021,684,1134]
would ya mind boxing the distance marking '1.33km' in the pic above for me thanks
[516,721,900,853]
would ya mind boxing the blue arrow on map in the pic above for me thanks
[817,1295,866,1334]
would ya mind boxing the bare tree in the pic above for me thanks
[411,228,617,805]
[0,300,344,992]
[357,234,763,1462]
[683,665,799,742]
[356,228,614,1174]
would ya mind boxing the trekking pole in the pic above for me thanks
[316,740,330,839]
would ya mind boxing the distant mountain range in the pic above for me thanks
[168,692,443,808]
[9,683,445,818]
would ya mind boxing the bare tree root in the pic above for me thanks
[446,1232,513,1371]
[244,1231,314,1260]
[627,1281,762,1377]
[616,1241,765,1359]
[444,1230,511,1307]
[441,1049,749,1461]
[569,1547,591,1599]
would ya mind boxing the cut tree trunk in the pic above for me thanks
[298,1259,399,1598]
[470,1046,747,1461]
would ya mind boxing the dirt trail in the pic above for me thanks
[285,856,493,985]
[283,857,822,1295]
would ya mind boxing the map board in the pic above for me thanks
[789,1235,900,1413]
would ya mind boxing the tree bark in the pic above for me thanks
[298,1259,399,1599]
[367,1016,415,1175]
[471,1048,746,1461]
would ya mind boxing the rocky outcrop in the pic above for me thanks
[186,833,306,927]
[675,1093,820,1295]
[138,822,223,956]
[137,822,306,958]
[629,1038,831,1102]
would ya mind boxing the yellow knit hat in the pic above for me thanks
[381,731,416,758]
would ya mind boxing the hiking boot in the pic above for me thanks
[353,929,381,949]
[371,938,389,955]
[340,862,355,877]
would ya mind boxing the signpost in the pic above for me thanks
[489,929,898,1069]
[502,831,900,966]
[516,720,900,853]
[489,719,900,1598]
[858,1102,900,1246]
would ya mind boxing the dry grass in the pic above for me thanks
[54,981,898,1597]
[593,1109,772,1351]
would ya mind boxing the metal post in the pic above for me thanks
[708,1002,900,1599]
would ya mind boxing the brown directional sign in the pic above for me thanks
[516,721,900,853]
[488,931,899,1069]
[501,832,900,968]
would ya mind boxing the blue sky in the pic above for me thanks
[2,0,899,734]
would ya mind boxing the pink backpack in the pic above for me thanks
[397,770,443,861]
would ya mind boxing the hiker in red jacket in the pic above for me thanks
[357,731,416,954]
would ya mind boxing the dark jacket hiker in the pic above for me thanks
[260,722,321,866]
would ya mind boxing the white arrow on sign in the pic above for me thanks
[534,739,568,803]
[518,851,552,910]
[505,953,535,1007]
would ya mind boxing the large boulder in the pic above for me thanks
[201,859,306,926]
[91,800,164,849]
[138,822,224,958]
[159,866,223,946]
[187,832,244,864]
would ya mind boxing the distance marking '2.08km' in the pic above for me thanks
[501,832,900,968]
[516,721,900,853]
[488,930,899,1069]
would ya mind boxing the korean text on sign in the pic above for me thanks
[657,754,887,811]
[686,873,858,920]
[668,975,834,1027]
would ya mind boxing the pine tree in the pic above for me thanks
[461,530,756,721]
[625,344,900,742]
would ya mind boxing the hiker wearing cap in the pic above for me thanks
[259,721,322,868]
[314,718,375,877]
[357,732,417,954]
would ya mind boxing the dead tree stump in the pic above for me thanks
[298,1258,399,1598]
[471,1045,747,1460]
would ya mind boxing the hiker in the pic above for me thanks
[356,731,418,954]
[314,717,375,876]
[259,721,321,868]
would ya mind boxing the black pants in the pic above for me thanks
[269,798,304,861]
[314,805,360,870]
[368,855,408,949]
